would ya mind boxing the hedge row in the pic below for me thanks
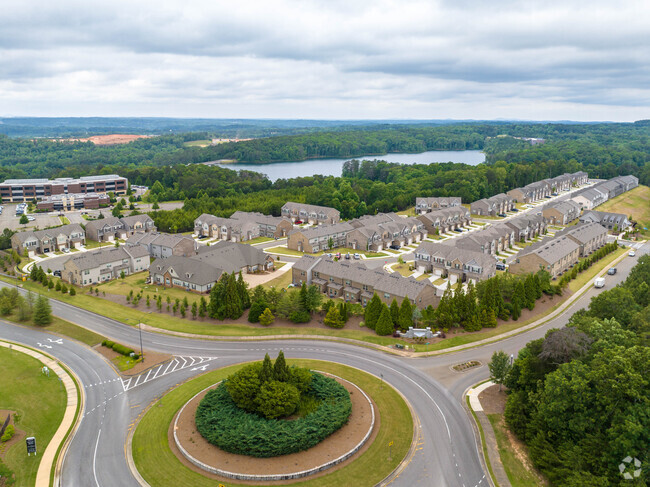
[195,372,351,458]
[102,339,139,358]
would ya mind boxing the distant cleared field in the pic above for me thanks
[183,139,211,147]
[598,185,650,236]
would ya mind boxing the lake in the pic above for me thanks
[216,150,485,181]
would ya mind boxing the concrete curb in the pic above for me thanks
[0,340,83,487]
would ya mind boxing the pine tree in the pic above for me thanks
[435,283,456,329]
[259,354,273,383]
[259,308,274,325]
[69,286,76,296]
[464,281,481,331]
[33,295,52,326]
[454,285,468,325]
[237,271,250,309]
[324,306,344,328]
[191,301,198,319]
[224,273,243,319]
[533,273,542,299]
[524,274,536,310]
[364,294,382,330]
[273,351,290,382]
[390,299,399,324]
[375,304,394,336]
[486,308,497,328]
[55,280,61,291]
[398,296,413,330]
[30,265,38,281]
[299,282,309,311]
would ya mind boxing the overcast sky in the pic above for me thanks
[1,0,649,121]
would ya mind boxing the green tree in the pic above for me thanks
[69,286,76,296]
[255,381,300,419]
[19,214,28,225]
[364,294,382,330]
[324,306,345,328]
[375,304,394,336]
[273,351,290,382]
[398,296,413,330]
[390,299,400,324]
[259,308,274,326]
[488,350,512,391]
[225,363,261,412]
[55,280,61,292]
[259,354,273,383]
[33,295,52,326]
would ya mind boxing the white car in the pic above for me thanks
[628,250,636,257]
[62,248,70,253]
[27,216,35,221]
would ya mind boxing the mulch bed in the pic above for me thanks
[0,410,24,458]
[169,376,378,484]
[479,384,508,414]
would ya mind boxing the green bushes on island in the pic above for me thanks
[102,339,139,359]
[195,351,352,457]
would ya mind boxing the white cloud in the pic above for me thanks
[0,0,648,120]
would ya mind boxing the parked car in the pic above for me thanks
[552,192,558,196]
[394,343,405,349]
[544,195,551,198]
[498,213,507,217]
[628,250,636,257]
[345,253,351,259]
[512,208,519,212]
[353,253,360,260]
[27,216,35,221]
[496,263,507,271]
[62,248,70,253]
[607,267,617,275]
[389,244,401,250]
[294,220,303,224]
[594,277,605,288]
[53,270,62,277]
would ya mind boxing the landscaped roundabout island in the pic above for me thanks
[132,354,414,486]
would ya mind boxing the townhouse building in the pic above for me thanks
[12,224,85,256]
[0,174,128,203]
[281,202,340,225]
[470,193,515,216]
[570,187,608,210]
[579,211,631,232]
[541,200,582,225]
[504,214,548,242]
[416,206,472,235]
[292,255,437,308]
[413,241,497,282]
[510,236,580,278]
[149,241,274,293]
[62,245,150,286]
[126,232,198,259]
[554,222,608,257]
[287,223,354,253]
[346,213,427,251]
[415,197,462,214]
[229,211,294,239]
[85,215,156,242]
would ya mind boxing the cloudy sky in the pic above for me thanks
[1,0,649,121]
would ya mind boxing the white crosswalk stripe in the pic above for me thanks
[121,356,217,392]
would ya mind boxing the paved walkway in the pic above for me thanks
[0,340,81,487]
[243,262,294,287]
[466,381,511,487]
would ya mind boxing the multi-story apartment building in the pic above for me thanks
[416,206,472,235]
[287,223,353,253]
[415,197,462,214]
[281,202,340,225]
[346,213,427,251]
[126,232,198,259]
[470,193,515,216]
[413,241,497,282]
[292,255,437,308]
[62,246,150,286]
[554,222,608,257]
[510,236,580,278]
[0,175,128,202]
[36,193,110,212]
[85,215,156,242]
[12,224,85,256]
[541,200,582,225]
[579,211,631,232]
[229,211,294,239]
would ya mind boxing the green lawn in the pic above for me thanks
[0,347,67,487]
[111,352,142,372]
[242,236,276,245]
[262,269,294,290]
[83,240,114,250]
[133,360,412,487]
[598,185,650,236]
[59,216,71,225]
[98,272,199,304]
[487,414,544,487]
[3,313,104,347]
[390,263,413,277]
[396,207,416,216]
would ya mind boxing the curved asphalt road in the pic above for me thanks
[0,241,645,487]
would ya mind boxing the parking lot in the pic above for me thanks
[0,203,63,231]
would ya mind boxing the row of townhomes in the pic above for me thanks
[470,193,515,216]
[413,241,498,283]
[451,214,547,256]
[85,215,156,242]
[569,175,639,210]
[149,241,274,293]
[194,211,294,241]
[416,206,472,235]
[36,193,110,212]
[540,200,582,225]
[12,224,86,256]
[280,202,340,225]
[292,255,436,308]
[506,171,589,203]
[125,232,198,259]
[287,213,427,253]
[63,246,151,286]
[415,197,462,215]
[510,222,608,277]
[0,174,128,203]
[579,211,631,232]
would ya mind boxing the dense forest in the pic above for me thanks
[504,255,650,485]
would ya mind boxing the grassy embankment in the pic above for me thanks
[132,360,412,487]
[0,347,67,487]
[598,184,650,237]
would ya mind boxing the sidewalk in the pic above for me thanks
[466,381,510,487]
[0,341,81,487]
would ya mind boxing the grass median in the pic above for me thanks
[0,346,67,487]
[132,359,412,487]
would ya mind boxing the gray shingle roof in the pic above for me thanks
[554,222,607,244]
[13,223,85,244]
[518,235,579,263]
[65,245,149,271]
[194,240,270,273]
[150,256,223,286]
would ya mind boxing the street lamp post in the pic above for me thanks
[138,311,152,363]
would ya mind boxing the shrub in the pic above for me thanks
[255,381,300,419]
[259,308,274,326]
[102,339,138,358]
[289,310,310,323]
[1,424,14,442]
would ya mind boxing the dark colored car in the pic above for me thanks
[608,267,617,275]
[544,195,551,198]
[512,208,519,212]
[389,244,401,250]
[498,213,507,217]
[496,263,507,271]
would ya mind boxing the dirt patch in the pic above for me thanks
[93,345,172,376]
[479,384,507,414]
[170,376,378,484]
[52,134,152,145]
[0,410,25,457]
[495,414,547,484]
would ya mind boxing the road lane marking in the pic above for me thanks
[93,429,101,487]
[121,356,217,392]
